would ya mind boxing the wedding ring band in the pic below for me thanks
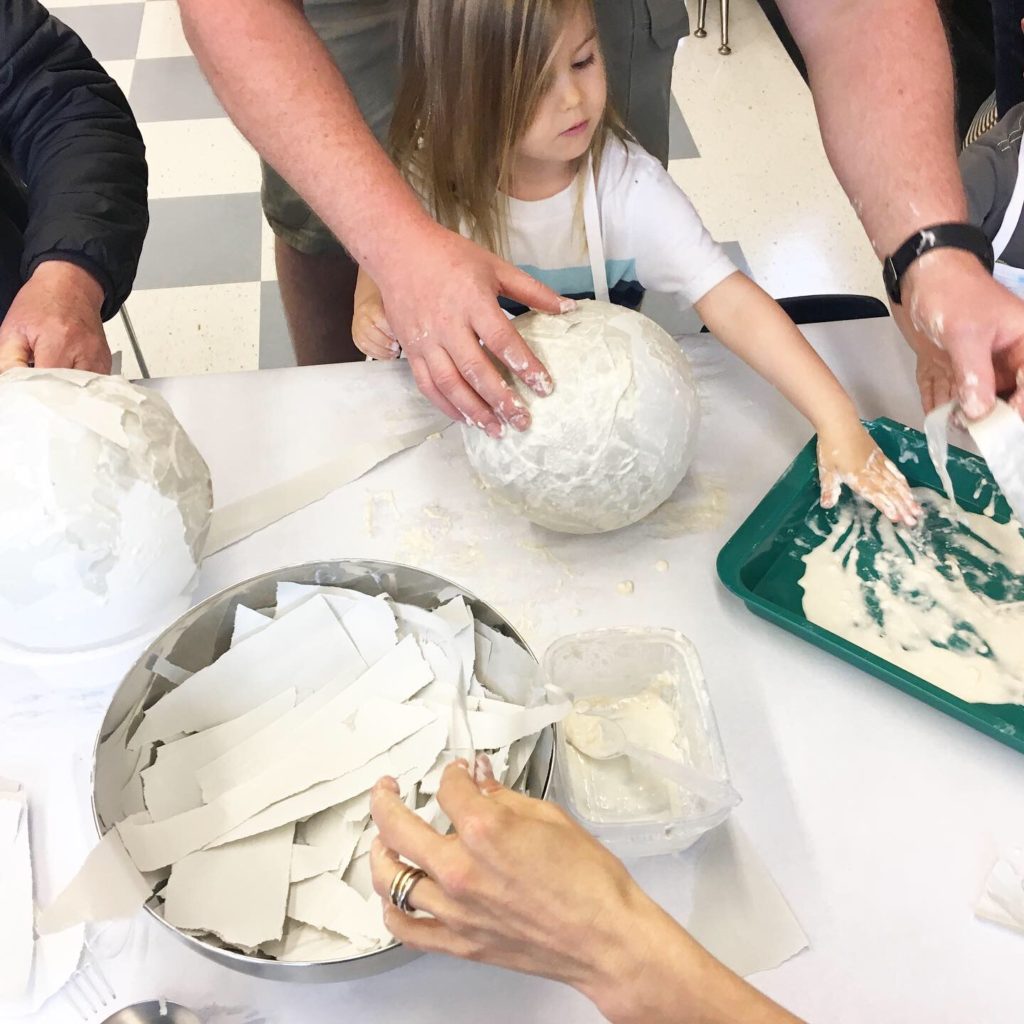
[388,865,428,913]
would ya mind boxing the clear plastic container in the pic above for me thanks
[544,627,737,858]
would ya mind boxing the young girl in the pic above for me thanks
[353,0,920,526]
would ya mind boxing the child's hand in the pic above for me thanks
[353,295,400,361]
[817,424,922,527]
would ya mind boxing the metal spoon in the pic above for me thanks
[565,711,741,808]
[100,1003,203,1024]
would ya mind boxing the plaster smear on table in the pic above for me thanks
[641,473,728,538]
[800,489,1024,704]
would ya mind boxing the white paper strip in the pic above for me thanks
[203,418,448,554]
[475,623,539,705]
[287,874,387,946]
[686,821,808,977]
[0,787,33,1000]
[339,597,399,666]
[142,690,297,820]
[130,596,362,749]
[466,696,570,749]
[289,844,344,883]
[37,829,152,935]
[230,604,274,647]
[260,921,357,962]
[208,717,447,850]
[119,702,439,870]
[164,824,294,948]
[967,400,1024,523]
[197,634,432,803]
[299,808,365,879]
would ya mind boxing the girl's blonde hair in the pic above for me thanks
[390,0,630,255]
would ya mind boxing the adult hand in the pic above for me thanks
[372,222,573,438]
[370,759,803,1024]
[0,261,111,374]
[902,250,1024,420]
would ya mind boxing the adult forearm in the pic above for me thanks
[782,0,964,256]
[586,898,805,1024]
[177,0,429,278]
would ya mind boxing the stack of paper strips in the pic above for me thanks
[94,584,567,962]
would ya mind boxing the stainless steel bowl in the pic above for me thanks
[93,559,554,982]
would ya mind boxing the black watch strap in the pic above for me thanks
[883,223,994,305]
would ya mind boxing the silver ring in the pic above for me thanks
[388,865,427,913]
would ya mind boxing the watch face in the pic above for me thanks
[883,256,900,304]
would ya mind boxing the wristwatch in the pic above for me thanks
[882,223,994,305]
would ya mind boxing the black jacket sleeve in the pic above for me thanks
[0,0,149,320]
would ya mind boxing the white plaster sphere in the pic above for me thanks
[462,300,700,533]
[0,369,213,653]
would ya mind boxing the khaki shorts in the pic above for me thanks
[261,0,406,255]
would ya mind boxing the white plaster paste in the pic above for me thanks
[800,489,1024,704]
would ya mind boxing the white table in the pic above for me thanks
[2,320,1022,1024]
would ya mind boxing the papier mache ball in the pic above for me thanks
[462,300,700,534]
[0,369,213,652]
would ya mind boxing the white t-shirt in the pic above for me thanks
[491,137,737,311]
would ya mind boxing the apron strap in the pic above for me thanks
[991,145,1024,260]
[583,155,610,302]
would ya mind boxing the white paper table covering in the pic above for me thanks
[1,321,1023,1022]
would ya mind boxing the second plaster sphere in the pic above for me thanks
[0,369,213,653]
[462,300,700,534]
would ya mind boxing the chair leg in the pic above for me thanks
[695,0,708,37]
[718,0,731,53]
[119,303,150,379]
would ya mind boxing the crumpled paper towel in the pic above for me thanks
[976,848,1024,935]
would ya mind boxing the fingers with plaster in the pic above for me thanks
[817,429,922,527]
[370,225,568,436]
[368,761,805,1024]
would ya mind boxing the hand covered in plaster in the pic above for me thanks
[0,261,111,374]
[370,758,804,1024]
[373,224,572,438]
[818,424,922,526]
[352,291,399,361]
[901,251,1024,420]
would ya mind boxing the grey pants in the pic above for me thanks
[595,0,689,167]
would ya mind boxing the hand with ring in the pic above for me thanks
[370,757,804,1024]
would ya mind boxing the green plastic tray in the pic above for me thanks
[717,417,1024,754]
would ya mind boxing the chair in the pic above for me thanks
[695,0,732,55]
[699,293,890,332]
